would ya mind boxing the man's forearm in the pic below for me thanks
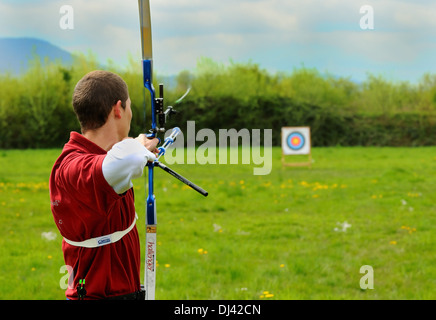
[102,139,155,194]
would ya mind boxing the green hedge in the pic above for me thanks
[170,95,436,147]
[1,55,436,148]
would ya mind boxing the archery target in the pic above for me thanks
[287,132,305,151]
[282,127,311,155]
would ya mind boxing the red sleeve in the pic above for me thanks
[57,153,122,217]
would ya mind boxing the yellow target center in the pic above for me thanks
[292,137,301,145]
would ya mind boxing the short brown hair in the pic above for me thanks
[72,70,129,132]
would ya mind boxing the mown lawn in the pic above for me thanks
[0,147,435,299]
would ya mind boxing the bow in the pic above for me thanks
[138,0,208,300]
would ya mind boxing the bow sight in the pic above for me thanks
[149,83,179,135]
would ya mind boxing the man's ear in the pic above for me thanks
[113,100,123,119]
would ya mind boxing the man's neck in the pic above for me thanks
[83,126,123,152]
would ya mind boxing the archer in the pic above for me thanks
[49,70,159,300]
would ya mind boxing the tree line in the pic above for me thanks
[0,54,435,148]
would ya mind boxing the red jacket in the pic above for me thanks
[50,132,141,299]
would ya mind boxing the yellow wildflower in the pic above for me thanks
[260,291,274,298]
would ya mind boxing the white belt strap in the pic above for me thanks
[64,213,138,248]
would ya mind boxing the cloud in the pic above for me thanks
[0,0,435,81]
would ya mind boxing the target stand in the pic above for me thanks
[281,127,312,168]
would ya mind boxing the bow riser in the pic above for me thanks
[142,59,156,132]
[143,58,157,225]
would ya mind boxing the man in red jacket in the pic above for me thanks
[50,70,159,300]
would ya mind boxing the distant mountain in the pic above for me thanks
[0,37,72,74]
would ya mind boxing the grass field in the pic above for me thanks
[0,146,435,300]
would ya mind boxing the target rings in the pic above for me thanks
[287,132,305,151]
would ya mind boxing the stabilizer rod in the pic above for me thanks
[154,161,208,197]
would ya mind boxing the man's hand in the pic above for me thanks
[134,134,160,155]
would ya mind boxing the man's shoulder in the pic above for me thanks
[50,136,106,187]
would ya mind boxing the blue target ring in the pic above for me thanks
[287,132,305,151]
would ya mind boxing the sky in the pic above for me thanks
[0,0,435,83]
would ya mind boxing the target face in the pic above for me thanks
[287,132,305,151]
[282,127,311,155]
